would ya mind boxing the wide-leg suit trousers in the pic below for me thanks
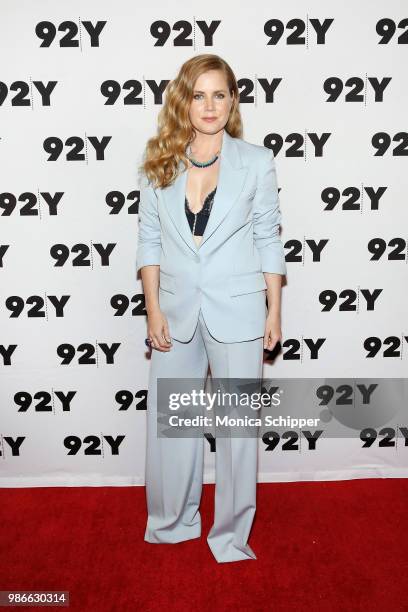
[144,307,264,563]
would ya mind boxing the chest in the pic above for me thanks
[184,159,220,214]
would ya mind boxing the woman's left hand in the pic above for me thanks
[263,312,283,351]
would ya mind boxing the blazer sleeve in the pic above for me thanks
[136,176,162,274]
[252,148,287,276]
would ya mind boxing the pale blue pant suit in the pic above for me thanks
[144,308,264,563]
[136,131,287,563]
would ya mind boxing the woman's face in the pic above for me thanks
[188,69,234,136]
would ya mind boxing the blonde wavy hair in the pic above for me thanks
[139,54,243,190]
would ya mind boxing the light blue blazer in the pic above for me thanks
[136,130,287,343]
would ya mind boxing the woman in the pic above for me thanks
[136,54,287,563]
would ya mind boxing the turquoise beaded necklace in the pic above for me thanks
[186,143,220,168]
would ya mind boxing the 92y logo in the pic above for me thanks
[58,343,120,365]
[6,294,71,318]
[35,20,106,47]
[266,133,331,157]
[64,435,125,456]
[43,136,111,162]
[321,186,387,211]
[0,243,116,269]
[151,20,220,46]
[323,77,391,103]
[50,243,115,267]
[0,81,57,107]
[264,18,334,45]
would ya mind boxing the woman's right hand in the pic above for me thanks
[146,307,173,351]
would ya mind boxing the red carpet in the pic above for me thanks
[1,480,407,611]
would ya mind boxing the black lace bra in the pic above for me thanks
[185,186,217,236]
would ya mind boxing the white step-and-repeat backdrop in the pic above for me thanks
[1,0,407,487]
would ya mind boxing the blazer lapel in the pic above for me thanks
[162,130,249,254]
